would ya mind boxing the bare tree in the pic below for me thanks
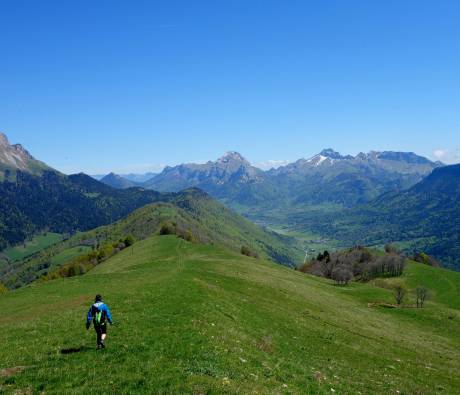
[415,286,429,308]
[394,285,407,306]
[331,266,353,285]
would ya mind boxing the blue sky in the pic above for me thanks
[1,0,460,174]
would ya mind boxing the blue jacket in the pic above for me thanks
[86,302,113,325]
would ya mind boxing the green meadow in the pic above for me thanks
[3,233,62,262]
[1,236,459,394]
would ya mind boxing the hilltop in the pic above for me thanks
[0,236,459,394]
[1,188,301,288]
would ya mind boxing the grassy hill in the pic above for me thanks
[284,164,460,271]
[1,191,302,288]
[1,236,459,394]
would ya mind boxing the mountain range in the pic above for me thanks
[0,133,300,283]
[95,149,460,269]
[100,149,441,210]
[1,132,460,270]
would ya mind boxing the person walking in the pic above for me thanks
[86,294,113,349]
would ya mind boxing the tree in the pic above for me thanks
[124,235,135,247]
[415,286,429,308]
[241,246,258,258]
[394,284,407,305]
[385,244,399,254]
[331,266,353,285]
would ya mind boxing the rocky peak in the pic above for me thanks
[0,132,51,177]
[0,132,10,147]
[319,149,353,160]
[217,151,249,165]
[12,144,33,159]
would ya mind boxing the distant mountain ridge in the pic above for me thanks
[2,131,458,269]
[100,172,140,189]
[143,151,277,206]
[92,172,157,183]
[142,149,440,207]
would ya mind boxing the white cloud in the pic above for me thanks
[254,159,291,170]
[433,149,447,159]
[432,149,460,164]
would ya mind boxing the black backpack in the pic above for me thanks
[92,304,106,326]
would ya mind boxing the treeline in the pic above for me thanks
[42,235,135,280]
[0,171,164,250]
[300,245,406,285]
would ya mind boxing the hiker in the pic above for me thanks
[86,294,113,349]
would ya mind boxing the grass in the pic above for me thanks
[2,201,303,289]
[3,233,62,262]
[0,236,459,394]
[50,246,93,267]
[388,261,460,310]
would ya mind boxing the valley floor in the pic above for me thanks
[1,236,459,394]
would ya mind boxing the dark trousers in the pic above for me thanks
[94,324,107,345]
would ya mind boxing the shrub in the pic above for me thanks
[241,246,258,258]
[0,282,8,294]
[177,229,195,243]
[42,236,137,282]
[124,235,135,247]
[160,222,176,235]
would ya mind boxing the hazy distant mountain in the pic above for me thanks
[144,152,280,205]
[268,148,441,206]
[0,132,53,180]
[92,172,157,183]
[143,149,440,207]
[100,173,139,189]
[123,172,157,183]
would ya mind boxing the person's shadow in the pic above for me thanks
[60,346,93,354]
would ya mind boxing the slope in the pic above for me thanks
[0,236,459,394]
[1,189,301,288]
[0,171,165,250]
[300,164,460,270]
